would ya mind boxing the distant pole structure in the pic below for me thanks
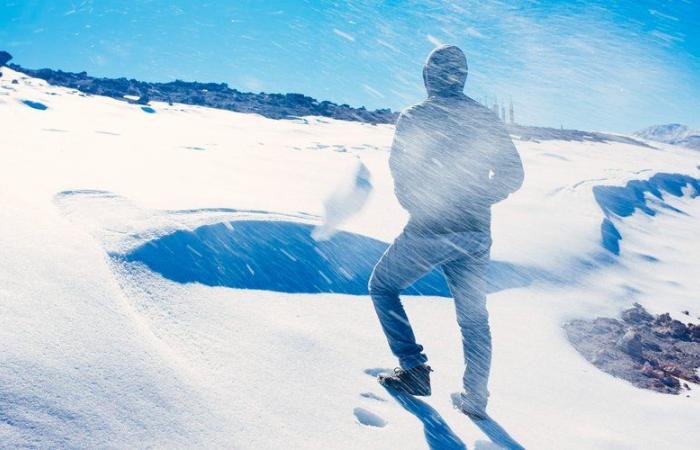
[509,98,515,125]
[492,96,499,117]
[485,94,515,124]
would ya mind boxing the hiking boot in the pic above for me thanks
[378,365,433,396]
[452,392,488,420]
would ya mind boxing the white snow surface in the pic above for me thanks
[2,67,700,449]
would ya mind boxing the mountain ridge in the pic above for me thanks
[6,58,398,125]
[635,123,700,150]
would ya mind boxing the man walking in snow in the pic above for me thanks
[369,45,524,418]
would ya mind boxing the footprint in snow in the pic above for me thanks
[474,440,506,450]
[360,392,386,402]
[363,367,391,378]
[353,407,387,428]
[21,99,48,110]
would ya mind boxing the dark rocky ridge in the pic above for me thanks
[8,61,398,124]
[0,50,11,67]
[0,50,12,78]
[565,304,700,394]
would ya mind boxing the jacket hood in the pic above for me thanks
[422,45,468,97]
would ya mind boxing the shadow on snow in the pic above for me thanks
[593,172,700,254]
[119,219,550,296]
[386,389,467,450]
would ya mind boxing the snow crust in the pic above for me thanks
[2,67,700,449]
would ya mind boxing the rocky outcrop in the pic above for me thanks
[0,50,12,78]
[565,303,700,394]
[7,63,398,124]
[0,50,11,67]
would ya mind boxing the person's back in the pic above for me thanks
[390,46,523,233]
[369,45,524,419]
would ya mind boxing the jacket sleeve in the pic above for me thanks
[389,111,419,211]
[488,123,524,204]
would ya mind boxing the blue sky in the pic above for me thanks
[2,0,698,132]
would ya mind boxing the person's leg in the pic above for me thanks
[369,230,449,369]
[442,232,492,408]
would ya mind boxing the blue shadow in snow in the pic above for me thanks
[448,393,525,450]
[120,220,552,295]
[386,390,467,450]
[22,99,48,110]
[469,418,524,450]
[122,220,446,295]
[593,173,700,254]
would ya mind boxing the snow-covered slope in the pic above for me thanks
[2,67,700,449]
[635,123,700,150]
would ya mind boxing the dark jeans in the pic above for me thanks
[369,229,492,401]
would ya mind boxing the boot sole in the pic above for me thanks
[377,378,431,396]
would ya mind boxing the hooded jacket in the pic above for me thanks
[390,45,524,234]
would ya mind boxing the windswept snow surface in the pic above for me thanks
[635,124,700,150]
[2,67,700,449]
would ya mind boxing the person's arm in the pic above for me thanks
[389,111,419,211]
[488,123,524,204]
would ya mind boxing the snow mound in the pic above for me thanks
[121,219,448,295]
[118,215,550,295]
[53,187,546,297]
[593,172,700,254]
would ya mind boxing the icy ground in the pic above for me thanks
[1,67,700,449]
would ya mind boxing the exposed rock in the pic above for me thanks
[617,330,643,360]
[591,317,623,334]
[1,50,13,78]
[689,323,700,341]
[653,313,691,340]
[7,63,398,125]
[564,304,700,394]
[655,313,672,324]
[621,302,654,324]
[0,50,11,67]
[671,321,689,339]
